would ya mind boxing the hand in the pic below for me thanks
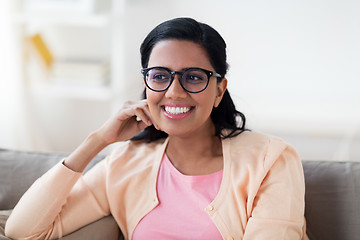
[96,100,158,144]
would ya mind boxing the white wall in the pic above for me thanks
[0,0,24,150]
[1,0,359,160]
[119,0,360,161]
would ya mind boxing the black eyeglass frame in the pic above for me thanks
[141,66,223,93]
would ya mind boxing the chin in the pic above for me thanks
[160,127,193,138]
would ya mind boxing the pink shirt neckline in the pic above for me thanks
[163,153,224,182]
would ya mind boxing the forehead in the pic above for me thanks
[147,40,214,71]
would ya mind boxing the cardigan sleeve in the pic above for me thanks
[5,159,111,240]
[243,142,308,240]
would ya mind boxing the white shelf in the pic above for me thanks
[12,12,111,27]
[29,83,112,101]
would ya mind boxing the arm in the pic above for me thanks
[5,159,109,239]
[5,100,156,239]
[243,144,307,240]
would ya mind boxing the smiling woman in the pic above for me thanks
[5,17,308,240]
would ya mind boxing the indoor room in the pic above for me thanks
[0,0,359,239]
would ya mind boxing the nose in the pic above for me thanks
[165,74,187,99]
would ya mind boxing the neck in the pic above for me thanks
[165,124,223,175]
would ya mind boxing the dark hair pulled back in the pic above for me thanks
[132,17,247,141]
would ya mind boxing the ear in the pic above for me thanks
[214,78,227,108]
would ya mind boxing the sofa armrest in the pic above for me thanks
[0,211,123,240]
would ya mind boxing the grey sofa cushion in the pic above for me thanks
[303,161,360,240]
[0,210,11,240]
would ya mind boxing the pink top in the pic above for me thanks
[132,154,223,239]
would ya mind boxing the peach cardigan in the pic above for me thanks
[6,131,308,240]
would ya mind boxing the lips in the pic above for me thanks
[162,104,194,119]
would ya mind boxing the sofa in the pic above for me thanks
[0,148,359,240]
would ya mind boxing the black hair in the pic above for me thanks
[132,17,247,141]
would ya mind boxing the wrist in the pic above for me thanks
[64,131,107,172]
[87,131,109,150]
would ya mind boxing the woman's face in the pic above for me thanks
[146,40,227,138]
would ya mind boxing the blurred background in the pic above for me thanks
[0,0,359,161]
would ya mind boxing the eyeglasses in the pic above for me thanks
[141,67,222,93]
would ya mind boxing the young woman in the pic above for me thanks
[6,17,308,240]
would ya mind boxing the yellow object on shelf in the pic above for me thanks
[29,33,53,68]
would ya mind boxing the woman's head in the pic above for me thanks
[140,17,228,77]
[133,17,246,141]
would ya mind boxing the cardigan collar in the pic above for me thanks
[148,136,232,205]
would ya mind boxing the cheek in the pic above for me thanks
[197,85,218,109]
[146,89,162,114]
[191,94,216,120]
[200,97,216,114]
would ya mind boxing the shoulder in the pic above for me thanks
[225,131,300,172]
[111,138,167,158]
[105,138,167,172]
[226,130,289,155]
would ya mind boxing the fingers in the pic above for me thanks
[135,117,150,131]
[134,105,152,126]
[136,105,160,130]
[120,100,158,129]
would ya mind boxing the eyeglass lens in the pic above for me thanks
[145,68,209,93]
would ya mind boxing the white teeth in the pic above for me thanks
[164,106,191,115]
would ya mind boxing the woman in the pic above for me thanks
[5,17,308,239]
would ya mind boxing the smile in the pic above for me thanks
[164,106,191,115]
[162,105,194,120]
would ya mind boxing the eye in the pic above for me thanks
[148,69,170,82]
[187,75,202,81]
[183,71,206,84]
[152,74,167,80]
